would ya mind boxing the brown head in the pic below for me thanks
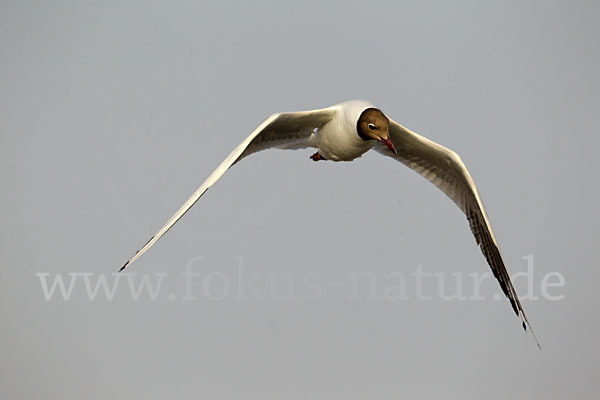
[357,108,397,156]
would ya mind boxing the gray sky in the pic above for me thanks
[2,1,599,399]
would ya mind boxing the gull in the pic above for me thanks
[120,100,539,346]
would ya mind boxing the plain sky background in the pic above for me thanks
[2,1,599,399]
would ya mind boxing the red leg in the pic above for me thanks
[310,151,326,161]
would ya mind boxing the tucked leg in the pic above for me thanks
[310,151,327,162]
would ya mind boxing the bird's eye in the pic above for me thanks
[368,123,376,130]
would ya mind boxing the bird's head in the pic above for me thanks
[357,108,397,156]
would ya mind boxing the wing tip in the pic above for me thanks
[119,260,129,272]
[520,310,542,350]
[119,235,155,272]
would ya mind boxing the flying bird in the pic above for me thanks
[120,100,539,347]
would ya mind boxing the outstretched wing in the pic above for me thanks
[120,107,336,271]
[375,119,539,347]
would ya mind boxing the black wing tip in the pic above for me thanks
[119,261,129,272]
[519,311,542,350]
[119,236,153,272]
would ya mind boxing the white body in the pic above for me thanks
[315,100,376,161]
